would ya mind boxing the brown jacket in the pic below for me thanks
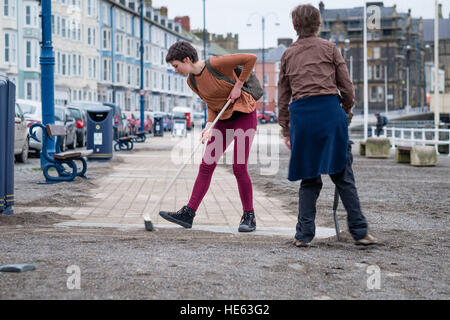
[277,36,354,137]
[187,54,257,122]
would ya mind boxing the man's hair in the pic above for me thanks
[291,4,321,38]
[165,41,198,63]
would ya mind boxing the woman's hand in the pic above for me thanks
[227,80,244,103]
[284,136,291,150]
[201,122,213,144]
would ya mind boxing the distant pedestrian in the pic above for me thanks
[278,4,377,247]
[374,113,388,137]
[160,41,258,232]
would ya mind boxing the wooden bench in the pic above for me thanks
[134,131,147,143]
[114,135,136,151]
[29,124,93,183]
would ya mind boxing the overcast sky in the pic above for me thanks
[152,0,449,49]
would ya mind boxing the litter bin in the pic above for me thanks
[0,77,16,215]
[86,106,113,160]
[153,116,164,137]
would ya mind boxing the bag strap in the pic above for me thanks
[188,73,199,93]
[205,58,236,86]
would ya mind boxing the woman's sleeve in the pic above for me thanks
[277,52,292,137]
[210,54,258,82]
[333,45,354,111]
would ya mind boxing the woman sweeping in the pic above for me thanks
[160,41,258,232]
[278,4,377,247]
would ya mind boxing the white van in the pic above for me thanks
[171,106,194,130]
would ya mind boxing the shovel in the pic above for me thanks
[143,99,233,231]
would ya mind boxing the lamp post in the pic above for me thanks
[139,0,145,133]
[247,13,279,123]
[405,45,411,108]
[344,38,353,82]
[363,1,369,140]
[40,0,55,169]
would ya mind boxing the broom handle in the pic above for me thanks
[143,99,232,222]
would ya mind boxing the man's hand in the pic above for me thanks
[284,136,291,150]
[227,80,244,103]
[200,122,213,144]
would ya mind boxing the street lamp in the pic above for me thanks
[344,38,353,82]
[247,13,279,122]
[139,0,145,133]
[405,45,411,108]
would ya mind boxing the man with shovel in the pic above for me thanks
[278,4,377,247]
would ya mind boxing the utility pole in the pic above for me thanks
[40,0,55,169]
[384,65,388,115]
[139,0,145,133]
[262,16,266,120]
[434,0,440,129]
[363,0,369,140]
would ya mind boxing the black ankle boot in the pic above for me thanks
[159,206,195,228]
[238,210,256,232]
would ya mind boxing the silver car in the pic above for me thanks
[14,103,29,163]
[18,99,42,153]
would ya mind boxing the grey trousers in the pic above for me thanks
[295,143,368,243]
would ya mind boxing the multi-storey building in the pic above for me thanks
[0,0,204,113]
[319,1,425,113]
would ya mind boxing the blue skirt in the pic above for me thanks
[288,95,348,181]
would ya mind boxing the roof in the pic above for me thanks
[253,45,287,63]
[423,19,450,41]
[320,6,395,20]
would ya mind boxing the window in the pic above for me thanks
[375,65,381,79]
[102,57,111,81]
[370,86,377,102]
[26,41,32,68]
[25,6,31,25]
[62,18,67,38]
[116,34,124,54]
[103,4,108,25]
[161,74,164,90]
[263,74,268,86]
[102,29,111,50]
[127,65,132,85]
[4,32,16,64]
[368,65,372,80]
[377,86,383,102]
[62,53,66,75]
[4,0,16,18]
[374,31,380,40]
[373,47,380,60]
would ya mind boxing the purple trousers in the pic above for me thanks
[187,110,257,212]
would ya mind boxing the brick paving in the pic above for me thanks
[15,124,336,238]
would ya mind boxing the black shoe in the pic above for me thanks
[238,210,256,232]
[159,206,195,228]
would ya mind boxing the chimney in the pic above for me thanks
[160,6,168,17]
[319,1,325,13]
[145,0,152,7]
[438,3,443,19]
[175,16,190,32]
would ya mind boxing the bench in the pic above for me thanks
[29,124,93,183]
[133,131,147,143]
[113,135,136,151]
[395,145,437,166]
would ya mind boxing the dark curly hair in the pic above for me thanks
[291,4,321,38]
[165,41,199,63]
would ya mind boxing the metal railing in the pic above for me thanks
[370,126,450,155]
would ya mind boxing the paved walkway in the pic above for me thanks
[16,124,336,239]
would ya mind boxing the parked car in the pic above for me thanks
[103,102,127,138]
[257,110,277,123]
[122,111,137,135]
[14,103,29,163]
[18,99,42,153]
[172,106,194,130]
[66,105,87,147]
[55,105,77,152]
[132,111,153,133]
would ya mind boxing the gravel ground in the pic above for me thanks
[0,142,449,300]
